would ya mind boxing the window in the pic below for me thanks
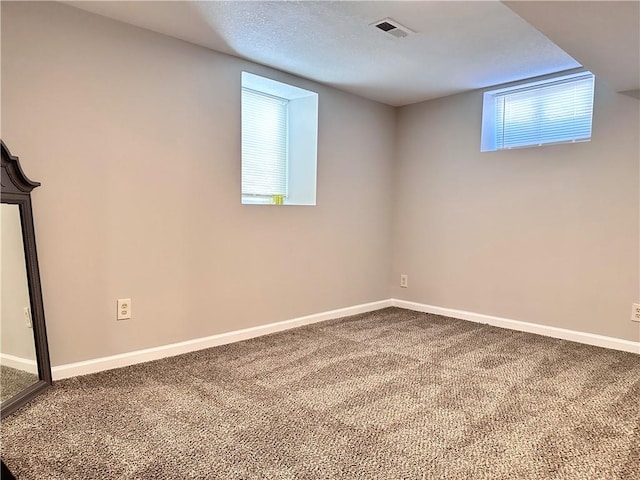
[242,89,288,198]
[241,72,318,205]
[481,71,595,152]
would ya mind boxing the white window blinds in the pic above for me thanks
[483,72,595,151]
[242,88,288,196]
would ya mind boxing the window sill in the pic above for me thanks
[241,196,315,206]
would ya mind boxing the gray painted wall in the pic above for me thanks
[1,2,396,365]
[1,1,637,369]
[392,83,639,343]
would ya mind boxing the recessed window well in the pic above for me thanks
[241,72,318,206]
[481,71,595,152]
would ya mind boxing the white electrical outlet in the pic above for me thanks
[24,306,32,328]
[632,303,640,323]
[400,274,408,288]
[117,298,132,320]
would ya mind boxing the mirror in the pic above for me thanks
[1,204,39,401]
[0,140,52,418]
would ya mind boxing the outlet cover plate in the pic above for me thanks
[24,306,32,328]
[632,303,640,323]
[117,298,132,320]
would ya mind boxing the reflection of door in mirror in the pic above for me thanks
[0,204,38,402]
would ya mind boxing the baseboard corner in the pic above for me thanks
[391,298,640,354]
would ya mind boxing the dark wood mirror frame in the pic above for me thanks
[1,140,52,419]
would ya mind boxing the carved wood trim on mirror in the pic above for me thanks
[1,140,52,419]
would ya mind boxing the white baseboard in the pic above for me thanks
[392,299,640,354]
[0,352,38,374]
[51,299,393,380]
[52,297,638,381]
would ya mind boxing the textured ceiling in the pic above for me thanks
[62,1,585,106]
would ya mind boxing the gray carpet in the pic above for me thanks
[1,365,38,403]
[1,307,639,479]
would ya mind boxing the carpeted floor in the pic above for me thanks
[1,365,38,404]
[1,307,639,479]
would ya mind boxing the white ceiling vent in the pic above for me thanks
[371,18,414,38]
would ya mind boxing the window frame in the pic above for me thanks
[481,70,595,152]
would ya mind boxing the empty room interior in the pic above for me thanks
[1,1,639,478]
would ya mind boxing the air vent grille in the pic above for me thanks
[371,18,414,38]
[376,21,396,32]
